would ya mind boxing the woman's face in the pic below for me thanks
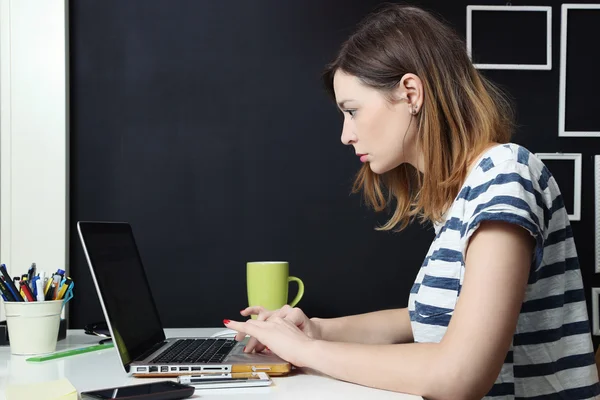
[333,70,423,174]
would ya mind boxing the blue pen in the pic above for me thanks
[31,276,40,297]
[0,264,22,301]
[0,278,16,301]
[62,282,74,308]
[27,263,36,283]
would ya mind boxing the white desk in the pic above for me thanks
[0,328,421,399]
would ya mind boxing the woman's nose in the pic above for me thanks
[341,125,357,145]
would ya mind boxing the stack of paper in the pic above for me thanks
[5,378,77,400]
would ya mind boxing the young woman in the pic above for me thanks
[224,4,600,399]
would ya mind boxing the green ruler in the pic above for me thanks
[26,342,114,362]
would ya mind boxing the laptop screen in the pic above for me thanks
[77,222,166,369]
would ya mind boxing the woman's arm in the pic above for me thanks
[298,221,533,399]
[237,305,413,352]
[311,308,414,344]
[228,221,533,399]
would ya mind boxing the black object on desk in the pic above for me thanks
[80,381,195,400]
[84,321,112,345]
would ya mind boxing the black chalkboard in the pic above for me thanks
[542,159,576,216]
[69,1,600,352]
[69,0,432,328]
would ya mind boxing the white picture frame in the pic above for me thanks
[535,153,582,221]
[559,4,600,137]
[466,5,552,70]
[596,156,600,273]
[592,287,600,335]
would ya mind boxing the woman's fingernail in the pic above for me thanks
[243,346,246,352]
[223,319,230,325]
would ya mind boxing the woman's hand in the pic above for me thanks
[235,305,321,353]
[225,316,316,367]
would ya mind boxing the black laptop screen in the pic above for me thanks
[78,222,166,368]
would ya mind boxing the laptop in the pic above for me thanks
[77,221,291,377]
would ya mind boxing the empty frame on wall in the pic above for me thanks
[594,156,600,273]
[536,153,582,221]
[466,5,552,70]
[559,4,600,137]
[592,288,600,335]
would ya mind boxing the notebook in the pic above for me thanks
[77,221,291,377]
[5,378,77,400]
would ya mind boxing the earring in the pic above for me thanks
[408,103,418,115]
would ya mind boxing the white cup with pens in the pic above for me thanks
[0,263,74,355]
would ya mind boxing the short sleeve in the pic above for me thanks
[461,159,545,269]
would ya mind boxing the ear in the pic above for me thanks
[395,73,424,115]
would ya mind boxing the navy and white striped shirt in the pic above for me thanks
[408,143,600,399]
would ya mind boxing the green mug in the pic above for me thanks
[246,261,304,315]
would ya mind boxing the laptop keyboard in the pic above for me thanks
[151,339,236,364]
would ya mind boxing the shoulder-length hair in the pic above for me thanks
[323,4,514,231]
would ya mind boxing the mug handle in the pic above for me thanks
[287,276,304,307]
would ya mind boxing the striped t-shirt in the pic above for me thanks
[408,143,600,399]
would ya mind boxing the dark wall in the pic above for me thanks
[69,0,600,350]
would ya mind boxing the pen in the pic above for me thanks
[0,280,7,301]
[54,278,65,300]
[46,274,61,301]
[52,275,62,300]
[20,281,35,301]
[35,278,45,301]
[56,278,72,300]
[31,276,39,297]
[0,279,16,301]
[0,264,23,301]
[38,271,47,298]
[44,274,53,296]
[21,274,28,292]
[19,276,28,299]
[27,263,35,286]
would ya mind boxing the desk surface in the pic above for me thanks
[0,328,421,399]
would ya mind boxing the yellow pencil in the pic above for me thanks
[56,284,68,300]
[44,276,53,295]
[56,278,72,300]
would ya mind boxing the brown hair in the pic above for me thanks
[323,3,514,231]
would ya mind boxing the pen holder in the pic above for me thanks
[3,300,63,355]
[0,318,66,346]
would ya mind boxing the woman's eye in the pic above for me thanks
[345,110,356,118]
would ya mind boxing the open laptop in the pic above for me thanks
[77,221,291,377]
